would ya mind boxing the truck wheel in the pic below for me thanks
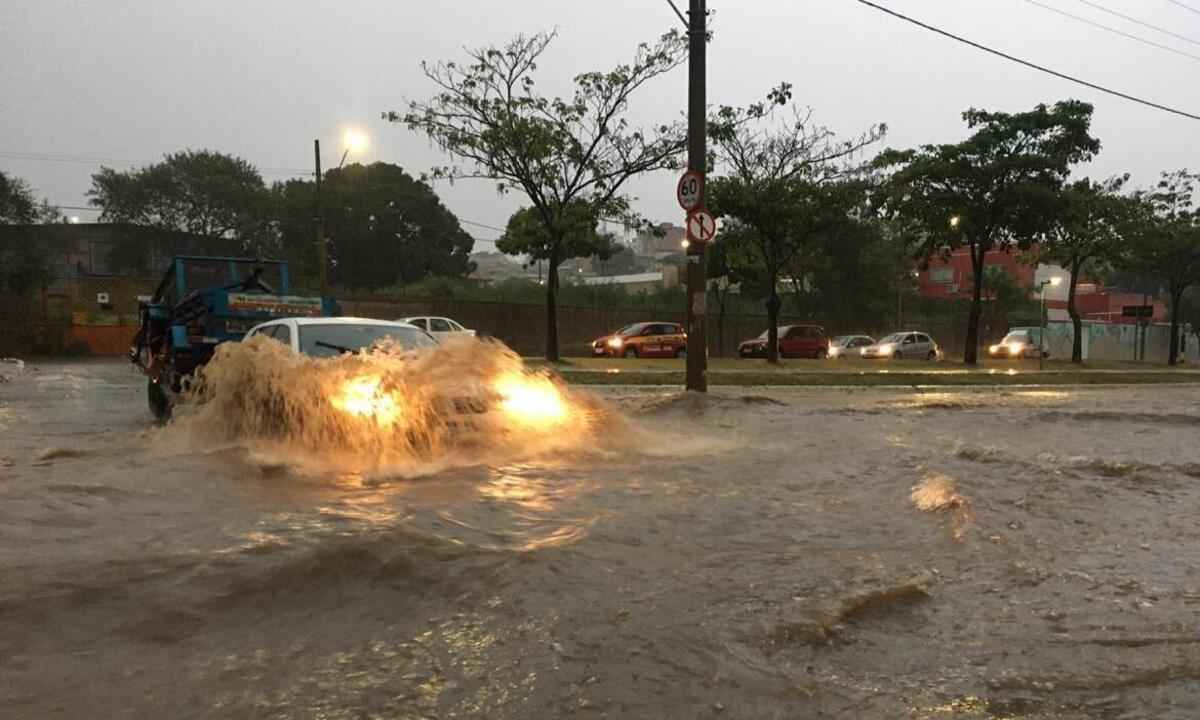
[148,379,172,422]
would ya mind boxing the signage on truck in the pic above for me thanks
[227,293,324,316]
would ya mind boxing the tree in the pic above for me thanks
[707,84,885,363]
[89,150,272,254]
[273,162,474,290]
[706,223,751,355]
[0,170,61,293]
[1039,175,1131,363]
[1122,170,1200,366]
[392,30,687,361]
[497,204,618,293]
[875,101,1100,365]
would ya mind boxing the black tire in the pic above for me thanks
[893,351,903,360]
[623,346,638,359]
[148,379,171,422]
[675,347,687,359]
[927,350,937,361]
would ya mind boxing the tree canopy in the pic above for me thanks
[1122,170,1200,365]
[89,150,272,253]
[875,100,1100,364]
[0,170,61,293]
[1039,175,1131,362]
[708,83,885,362]
[273,162,474,290]
[392,29,687,360]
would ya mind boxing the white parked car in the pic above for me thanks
[397,316,476,341]
[860,331,943,361]
[245,317,438,356]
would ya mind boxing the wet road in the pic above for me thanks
[3,359,1200,718]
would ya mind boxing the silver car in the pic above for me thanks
[860,331,943,361]
[827,334,875,359]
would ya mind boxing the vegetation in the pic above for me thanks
[394,30,688,361]
[707,83,885,363]
[1122,170,1200,365]
[875,101,1100,365]
[1039,176,1132,363]
[0,170,60,293]
[273,162,474,289]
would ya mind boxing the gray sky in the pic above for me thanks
[3,0,1198,252]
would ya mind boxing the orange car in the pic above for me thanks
[592,321,687,358]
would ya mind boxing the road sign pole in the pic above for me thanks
[685,0,707,392]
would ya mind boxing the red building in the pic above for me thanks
[917,247,1036,299]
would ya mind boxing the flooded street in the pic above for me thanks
[4,359,1200,718]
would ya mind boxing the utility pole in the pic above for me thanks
[314,139,327,295]
[684,0,708,392]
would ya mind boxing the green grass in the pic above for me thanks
[526,355,1200,386]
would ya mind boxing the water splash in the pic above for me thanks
[171,335,623,472]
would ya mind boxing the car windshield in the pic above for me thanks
[831,335,853,346]
[299,324,437,357]
[1002,332,1032,344]
[879,333,905,344]
[615,324,642,337]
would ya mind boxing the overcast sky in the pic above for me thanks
[3,0,1198,251]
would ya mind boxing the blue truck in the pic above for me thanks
[130,256,338,419]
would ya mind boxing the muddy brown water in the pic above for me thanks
[3,357,1200,718]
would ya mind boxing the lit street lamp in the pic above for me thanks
[1039,276,1063,371]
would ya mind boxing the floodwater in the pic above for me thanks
[4,356,1200,719]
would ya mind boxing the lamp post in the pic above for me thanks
[1039,276,1062,371]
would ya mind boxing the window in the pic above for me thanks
[785,327,803,339]
[903,334,917,344]
[430,318,453,333]
[447,320,464,332]
[275,324,291,344]
[299,323,438,357]
[918,334,932,344]
[407,318,428,330]
[931,268,954,284]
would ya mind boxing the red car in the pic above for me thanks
[738,324,829,359]
[592,321,687,358]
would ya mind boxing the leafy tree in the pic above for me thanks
[875,101,1100,364]
[1039,175,1131,362]
[89,150,272,253]
[497,205,619,295]
[705,222,751,355]
[707,84,884,363]
[1122,170,1200,365]
[273,162,474,291]
[0,171,61,293]
[392,30,687,361]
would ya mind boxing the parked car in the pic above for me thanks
[592,322,687,358]
[397,316,476,342]
[827,334,875,359]
[988,328,1046,359]
[738,325,829,359]
[859,331,943,361]
[247,317,438,356]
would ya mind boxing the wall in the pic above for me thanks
[1043,320,1197,363]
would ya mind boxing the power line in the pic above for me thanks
[458,218,506,233]
[0,150,310,176]
[853,0,1200,122]
[1025,0,1200,63]
[663,0,688,28]
[1169,0,1200,16]
[1075,0,1200,46]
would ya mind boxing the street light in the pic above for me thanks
[339,129,369,169]
[681,239,690,250]
[1038,276,1062,371]
[949,215,961,229]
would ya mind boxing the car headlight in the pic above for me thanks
[879,343,894,354]
[607,337,623,348]
[989,344,1000,354]
[1007,342,1024,355]
[828,347,840,356]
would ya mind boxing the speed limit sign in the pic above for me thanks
[676,170,704,211]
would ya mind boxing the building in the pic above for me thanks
[636,223,687,257]
[580,267,679,294]
[917,246,1037,299]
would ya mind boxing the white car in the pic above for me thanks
[860,331,943,361]
[244,317,438,356]
[397,316,476,341]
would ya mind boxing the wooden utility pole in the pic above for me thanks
[314,139,327,295]
[684,0,708,392]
